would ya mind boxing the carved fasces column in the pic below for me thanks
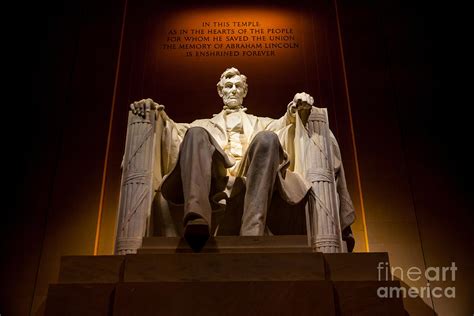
[114,110,156,255]
[306,108,343,253]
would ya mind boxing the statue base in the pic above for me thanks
[44,236,405,315]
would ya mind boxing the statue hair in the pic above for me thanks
[216,67,248,97]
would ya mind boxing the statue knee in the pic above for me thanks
[184,127,209,141]
[181,127,212,151]
[252,131,280,149]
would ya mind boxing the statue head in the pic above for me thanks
[217,67,248,110]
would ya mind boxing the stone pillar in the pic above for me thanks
[306,108,343,253]
[115,110,156,255]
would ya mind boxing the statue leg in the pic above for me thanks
[180,127,215,225]
[179,127,226,249]
[240,131,284,236]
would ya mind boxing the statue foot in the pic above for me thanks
[184,218,210,252]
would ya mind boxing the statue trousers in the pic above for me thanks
[177,126,284,236]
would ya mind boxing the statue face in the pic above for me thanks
[221,76,246,109]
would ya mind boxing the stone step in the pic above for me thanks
[45,283,115,316]
[113,281,336,316]
[51,250,403,315]
[57,252,390,284]
[124,252,325,282]
[333,281,406,315]
[138,235,312,253]
[325,252,391,281]
[58,255,124,284]
[45,280,406,316]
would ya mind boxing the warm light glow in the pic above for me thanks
[96,3,370,254]
[334,0,369,252]
[94,0,128,256]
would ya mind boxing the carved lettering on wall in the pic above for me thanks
[161,21,300,57]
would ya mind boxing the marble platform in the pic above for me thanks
[45,236,405,315]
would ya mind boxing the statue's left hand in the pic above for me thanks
[287,92,314,124]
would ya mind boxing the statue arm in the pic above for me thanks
[130,98,190,189]
[260,92,314,132]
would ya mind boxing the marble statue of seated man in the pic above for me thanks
[128,67,355,251]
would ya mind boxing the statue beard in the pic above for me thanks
[222,99,247,114]
[222,94,244,110]
[223,99,243,110]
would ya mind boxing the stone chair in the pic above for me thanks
[114,107,349,255]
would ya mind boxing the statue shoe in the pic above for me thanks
[184,218,210,252]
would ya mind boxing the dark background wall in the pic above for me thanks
[337,2,472,315]
[3,0,471,315]
[4,0,125,314]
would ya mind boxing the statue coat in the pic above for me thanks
[152,107,355,233]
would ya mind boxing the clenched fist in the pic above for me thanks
[287,92,314,124]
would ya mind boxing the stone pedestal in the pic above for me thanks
[114,281,335,316]
[45,236,405,315]
[44,284,116,316]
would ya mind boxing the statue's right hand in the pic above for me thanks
[130,98,165,117]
